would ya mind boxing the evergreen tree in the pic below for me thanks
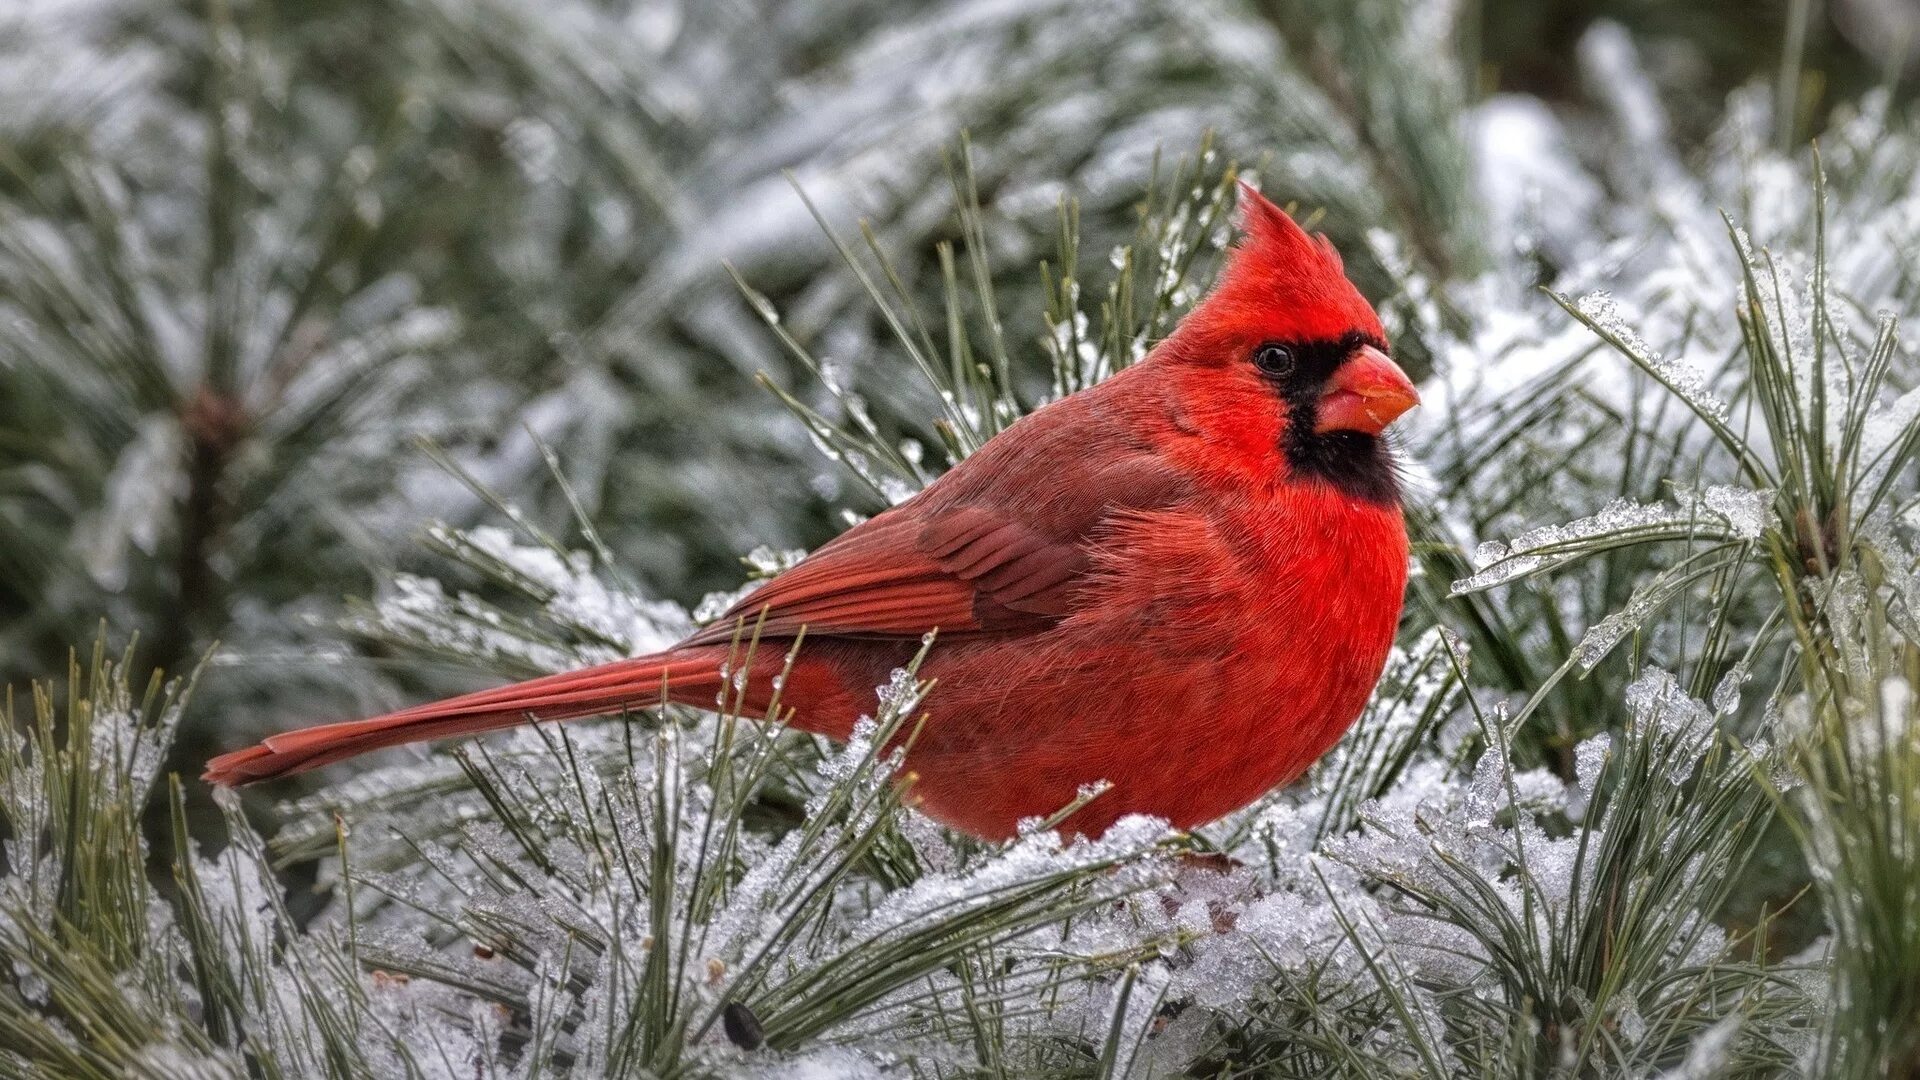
[4,1,1919,1075]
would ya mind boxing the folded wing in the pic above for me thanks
[681,442,1193,647]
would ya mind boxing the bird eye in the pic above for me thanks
[1255,344,1295,377]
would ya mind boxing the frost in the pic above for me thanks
[3,2,1887,1072]
[875,667,927,714]
[355,525,693,674]
[461,525,574,593]
[1696,485,1775,539]
[1625,669,1716,785]
[1575,291,1730,421]
[1711,663,1751,716]
[1455,486,1773,596]
[1574,581,1663,670]
[1859,386,1920,494]
[1453,497,1698,593]
[1574,733,1611,800]
[1076,778,1113,802]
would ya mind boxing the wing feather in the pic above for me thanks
[679,405,1194,648]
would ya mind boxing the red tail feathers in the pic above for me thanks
[202,647,735,785]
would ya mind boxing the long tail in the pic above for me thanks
[203,647,736,785]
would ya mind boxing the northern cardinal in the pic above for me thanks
[206,185,1418,840]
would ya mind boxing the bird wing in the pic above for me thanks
[681,434,1191,647]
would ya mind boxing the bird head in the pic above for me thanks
[1157,182,1418,503]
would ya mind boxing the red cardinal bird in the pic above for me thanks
[206,185,1418,840]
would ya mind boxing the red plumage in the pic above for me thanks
[206,185,1419,840]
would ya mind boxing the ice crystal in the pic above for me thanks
[1699,485,1775,539]
[1711,663,1751,716]
[1574,733,1611,800]
[7,6,1890,1072]
[1625,670,1716,785]
[1453,497,1695,593]
[1575,290,1731,421]
[1573,580,1664,670]
[1454,485,1773,597]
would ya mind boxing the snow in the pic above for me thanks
[1454,484,1775,598]
[1696,485,1775,540]
[1573,291,1731,422]
[81,414,186,590]
[1574,734,1611,801]
[1625,670,1716,786]
[1573,582,1662,670]
[10,1,1911,1072]
[1470,95,1602,260]
[1454,499,1701,594]
[1656,1014,1743,1080]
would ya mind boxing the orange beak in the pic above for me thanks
[1314,344,1419,435]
